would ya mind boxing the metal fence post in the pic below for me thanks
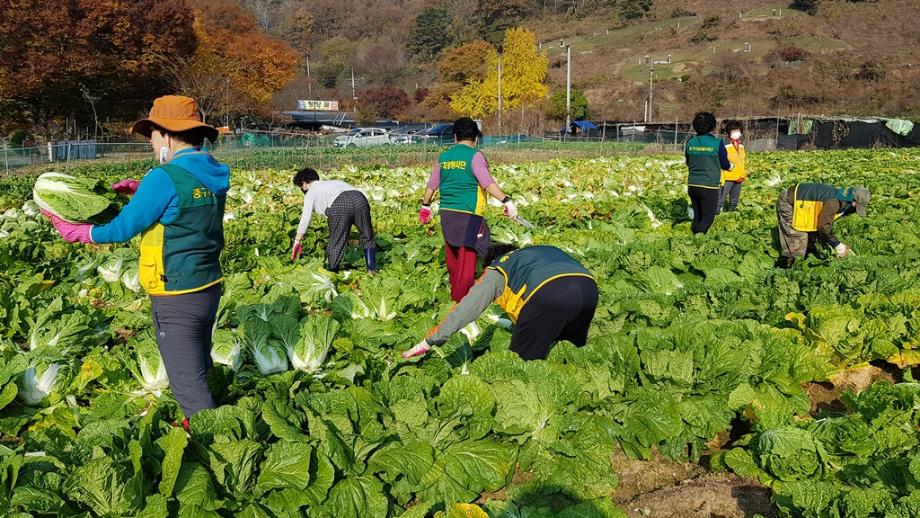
[674,119,679,151]
[3,149,7,175]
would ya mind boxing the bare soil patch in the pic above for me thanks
[621,473,775,518]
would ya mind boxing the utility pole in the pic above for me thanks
[646,65,654,123]
[565,44,572,133]
[497,54,503,134]
[351,68,357,101]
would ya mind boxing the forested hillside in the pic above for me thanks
[1,0,917,139]
[255,0,920,122]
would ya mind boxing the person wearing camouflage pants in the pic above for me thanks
[775,183,870,268]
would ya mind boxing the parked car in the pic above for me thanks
[411,123,454,145]
[333,127,392,148]
[390,126,423,145]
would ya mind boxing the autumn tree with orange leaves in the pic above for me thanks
[0,0,196,135]
[0,0,297,136]
[171,0,299,124]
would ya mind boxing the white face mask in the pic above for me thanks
[158,146,170,164]
[730,131,742,140]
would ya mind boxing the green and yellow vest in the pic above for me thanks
[438,144,487,215]
[686,134,724,189]
[139,164,224,295]
[791,183,844,232]
[488,246,594,323]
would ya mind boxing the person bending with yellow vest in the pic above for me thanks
[718,121,746,213]
[402,244,598,360]
[42,96,228,429]
[776,183,870,269]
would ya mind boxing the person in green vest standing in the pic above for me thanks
[685,112,734,234]
[776,183,870,268]
[419,117,517,302]
[402,244,599,361]
[42,95,229,430]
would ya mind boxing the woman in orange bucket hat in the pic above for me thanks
[44,95,230,430]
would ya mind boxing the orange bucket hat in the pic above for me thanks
[131,95,218,141]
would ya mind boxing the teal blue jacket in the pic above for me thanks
[91,148,230,243]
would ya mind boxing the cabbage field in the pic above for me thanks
[2,148,920,517]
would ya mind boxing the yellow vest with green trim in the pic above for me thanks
[791,183,843,232]
[138,164,225,295]
[438,144,487,215]
[721,143,746,183]
[488,246,594,323]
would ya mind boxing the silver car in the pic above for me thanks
[333,127,392,148]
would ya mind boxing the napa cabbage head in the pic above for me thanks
[211,328,243,370]
[288,315,339,373]
[97,249,137,283]
[32,172,118,223]
[28,298,93,354]
[18,362,70,406]
[241,319,288,374]
[756,427,827,482]
[131,335,169,395]
[121,266,140,292]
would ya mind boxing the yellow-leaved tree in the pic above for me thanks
[450,27,547,118]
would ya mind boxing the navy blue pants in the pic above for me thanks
[688,186,719,234]
[151,283,221,418]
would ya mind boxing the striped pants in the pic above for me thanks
[325,190,375,270]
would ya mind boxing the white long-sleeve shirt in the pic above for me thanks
[295,180,361,238]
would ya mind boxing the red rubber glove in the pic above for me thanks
[41,210,93,244]
[736,177,746,184]
[418,205,432,224]
[291,242,303,261]
[112,178,140,195]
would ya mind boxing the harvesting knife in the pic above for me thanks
[511,215,535,229]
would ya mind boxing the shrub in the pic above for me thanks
[792,0,820,15]
[768,46,809,63]
[701,15,721,29]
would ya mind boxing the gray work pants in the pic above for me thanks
[776,191,808,258]
[718,181,743,213]
[151,283,221,418]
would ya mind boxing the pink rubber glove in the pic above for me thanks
[41,210,93,244]
[291,242,303,261]
[418,205,432,224]
[402,339,432,359]
[112,178,140,195]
